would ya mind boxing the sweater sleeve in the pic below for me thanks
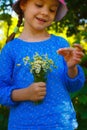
[63,60,85,93]
[0,44,19,107]
[57,36,85,93]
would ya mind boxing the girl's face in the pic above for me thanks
[20,0,59,32]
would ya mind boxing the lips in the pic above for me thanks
[36,17,47,23]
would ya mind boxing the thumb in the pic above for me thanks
[57,48,73,61]
[58,48,69,56]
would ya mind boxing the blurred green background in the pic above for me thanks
[0,0,87,130]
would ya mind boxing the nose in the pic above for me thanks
[41,6,49,16]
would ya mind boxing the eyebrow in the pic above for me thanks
[52,5,58,7]
[35,0,59,7]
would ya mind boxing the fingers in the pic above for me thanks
[36,82,46,87]
[35,82,46,91]
[57,45,84,59]
[39,91,46,96]
[73,44,83,51]
[35,91,46,101]
[58,48,73,55]
[58,48,68,55]
[28,82,46,102]
[33,82,46,101]
[57,48,73,61]
[58,44,84,54]
[72,57,81,63]
[74,44,85,59]
[34,82,46,88]
[57,45,84,68]
[35,88,46,101]
[75,51,84,58]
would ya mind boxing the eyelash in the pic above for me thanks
[35,4,57,13]
[49,9,56,13]
[35,4,43,8]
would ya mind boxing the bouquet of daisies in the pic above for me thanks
[23,52,56,82]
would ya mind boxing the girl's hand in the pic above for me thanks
[11,82,46,102]
[26,82,46,102]
[57,44,84,69]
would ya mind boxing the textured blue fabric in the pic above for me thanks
[0,35,85,130]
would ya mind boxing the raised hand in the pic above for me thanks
[57,44,84,69]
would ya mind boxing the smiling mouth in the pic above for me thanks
[36,17,47,23]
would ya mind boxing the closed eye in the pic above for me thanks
[35,3,43,8]
[49,9,57,13]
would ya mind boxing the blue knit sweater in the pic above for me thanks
[0,35,85,130]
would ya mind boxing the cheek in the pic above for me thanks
[24,9,32,19]
[24,8,37,17]
[50,14,56,21]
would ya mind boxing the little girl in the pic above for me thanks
[0,0,85,130]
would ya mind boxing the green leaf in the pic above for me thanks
[78,95,87,104]
[0,114,4,121]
